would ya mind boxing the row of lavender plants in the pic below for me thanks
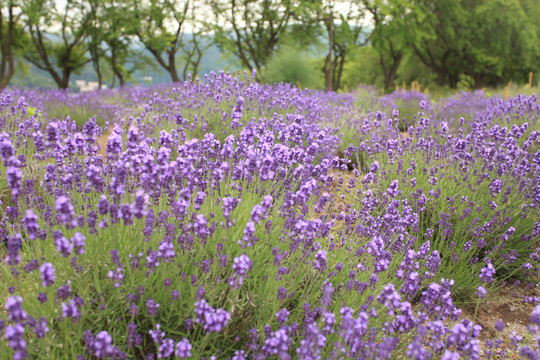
[0,71,539,359]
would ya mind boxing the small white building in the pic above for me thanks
[75,80,108,92]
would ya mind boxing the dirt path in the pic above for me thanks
[97,127,113,157]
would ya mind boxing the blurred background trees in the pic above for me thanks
[1,0,539,91]
[0,0,24,89]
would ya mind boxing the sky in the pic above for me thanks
[48,0,371,34]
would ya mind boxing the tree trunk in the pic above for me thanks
[437,71,446,87]
[169,66,180,83]
[56,78,69,89]
[334,51,346,91]
[449,72,459,89]
[97,69,102,90]
[111,47,122,88]
[192,44,203,78]
[383,71,396,90]
[0,4,16,91]
[60,75,70,89]
[325,12,334,92]
[118,72,125,87]
[381,52,403,91]
[110,48,116,88]
[59,58,70,89]
[168,50,180,83]
[93,56,102,90]
[389,53,403,90]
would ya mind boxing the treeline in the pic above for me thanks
[1,0,539,91]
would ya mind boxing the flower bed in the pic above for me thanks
[1,72,539,359]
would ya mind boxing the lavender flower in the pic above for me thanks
[441,350,460,360]
[146,298,160,316]
[262,327,290,356]
[233,254,252,277]
[194,299,230,333]
[39,263,55,287]
[276,309,290,324]
[0,138,14,165]
[4,323,27,360]
[98,195,109,215]
[175,338,192,358]
[93,331,114,358]
[55,236,73,257]
[34,317,49,338]
[495,319,505,331]
[229,253,253,289]
[5,233,22,265]
[61,299,80,321]
[312,249,327,272]
[370,160,380,173]
[476,286,487,299]
[72,233,86,255]
[5,296,27,323]
[158,338,175,358]
[204,308,231,333]
[6,166,22,199]
[22,210,40,240]
[55,196,76,228]
[531,305,540,324]
[132,189,149,219]
[479,263,496,283]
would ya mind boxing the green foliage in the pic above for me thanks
[0,1,27,89]
[342,45,384,89]
[521,0,540,75]
[208,0,310,75]
[392,0,540,89]
[260,45,324,89]
[343,0,540,91]
[462,0,539,88]
[395,51,437,89]
[398,0,468,89]
[2,0,540,91]
[362,0,410,90]
[318,1,368,90]
[22,0,93,89]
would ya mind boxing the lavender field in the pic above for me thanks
[1,71,540,359]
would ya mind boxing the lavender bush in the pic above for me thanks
[0,71,539,359]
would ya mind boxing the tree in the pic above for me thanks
[23,0,93,89]
[260,43,323,88]
[208,0,304,76]
[87,0,105,88]
[400,0,538,89]
[462,0,539,88]
[130,0,194,83]
[319,0,367,91]
[179,31,209,81]
[399,0,468,88]
[0,0,23,90]
[362,0,409,91]
[520,0,540,84]
[178,1,213,80]
[87,0,141,88]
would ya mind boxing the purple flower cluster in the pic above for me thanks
[229,253,253,289]
[194,299,231,333]
[83,330,125,359]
